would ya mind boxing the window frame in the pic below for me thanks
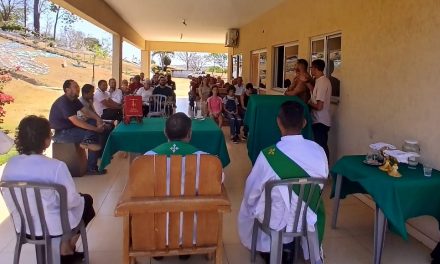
[250,49,267,89]
[272,42,299,89]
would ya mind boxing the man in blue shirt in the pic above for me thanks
[49,79,106,175]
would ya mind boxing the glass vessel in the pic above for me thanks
[402,140,420,169]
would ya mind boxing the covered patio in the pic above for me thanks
[1,0,440,263]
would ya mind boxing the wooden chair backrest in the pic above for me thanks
[120,154,223,251]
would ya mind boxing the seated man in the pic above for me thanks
[1,115,96,262]
[135,78,153,117]
[145,112,204,156]
[49,79,106,175]
[93,79,122,122]
[152,76,174,116]
[144,112,204,261]
[238,101,328,264]
[108,78,123,105]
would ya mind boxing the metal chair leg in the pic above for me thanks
[269,231,282,264]
[80,223,90,264]
[35,244,45,264]
[250,220,259,263]
[49,237,62,264]
[13,237,23,264]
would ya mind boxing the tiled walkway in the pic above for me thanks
[0,99,433,263]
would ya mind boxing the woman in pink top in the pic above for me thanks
[207,86,223,127]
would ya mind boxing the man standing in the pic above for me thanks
[49,79,106,175]
[238,101,328,264]
[285,59,312,103]
[308,59,332,159]
[234,76,244,96]
[94,79,122,121]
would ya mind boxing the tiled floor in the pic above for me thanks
[0,99,434,263]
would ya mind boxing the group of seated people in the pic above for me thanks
[190,75,257,143]
[1,99,327,263]
[0,60,335,263]
[47,72,177,176]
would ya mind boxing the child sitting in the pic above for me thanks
[223,86,241,144]
[207,86,223,127]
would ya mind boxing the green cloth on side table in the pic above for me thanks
[244,95,313,164]
[99,118,230,170]
[331,155,440,239]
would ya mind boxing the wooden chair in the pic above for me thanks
[115,154,231,264]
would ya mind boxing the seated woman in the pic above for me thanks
[1,115,95,263]
[207,86,223,127]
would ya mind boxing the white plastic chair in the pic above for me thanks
[250,178,326,264]
[0,181,90,264]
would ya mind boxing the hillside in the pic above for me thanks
[0,36,191,138]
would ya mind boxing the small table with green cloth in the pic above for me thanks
[99,118,230,171]
[331,155,440,264]
[244,95,313,164]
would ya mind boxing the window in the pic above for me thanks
[310,33,342,97]
[250,50,267,88]
[273,43,299,88]
[232,54,242,78]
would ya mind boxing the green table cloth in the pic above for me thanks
[99,118,230,170]
[331,155,440,239]
[244,95,313,164]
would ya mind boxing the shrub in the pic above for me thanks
[0,70,14,123]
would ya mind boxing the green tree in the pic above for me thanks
[152,51,174,67]
[162,54,171,71]
[209,53,228,76]
[50,4,78,39]
[0,0,22,22]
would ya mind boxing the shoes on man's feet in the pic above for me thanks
[61,251,84,264]
[232,135,239,144]
[86,169,107,175]
[80,140,101,152]
[178,254,191,260]
[242,134,248,140]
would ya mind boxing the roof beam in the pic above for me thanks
[51,0,145,49]
[146,41,228,53]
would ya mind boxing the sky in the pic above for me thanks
[39,8,218,66]
[72,20,141,63]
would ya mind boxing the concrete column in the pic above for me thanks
[112,34,123,86]
[227,47,234,81]
[141,49,150,78]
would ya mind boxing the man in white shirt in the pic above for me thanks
[234,76,245,96]
[238,101,328,264]
[1,115,96,262]
[308,59,332,159]
[108,78,123,105]
[136,78,153,116]
[93,79,122,121]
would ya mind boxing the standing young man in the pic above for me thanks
[308,59,332,160]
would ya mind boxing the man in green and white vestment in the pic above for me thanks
[145,112,206,156]
[144,112,208,261]
[238,101,328,263]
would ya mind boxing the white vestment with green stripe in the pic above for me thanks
[238,135,328,259]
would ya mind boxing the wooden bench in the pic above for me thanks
[115,154,231,264]
[52,143,87,178]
